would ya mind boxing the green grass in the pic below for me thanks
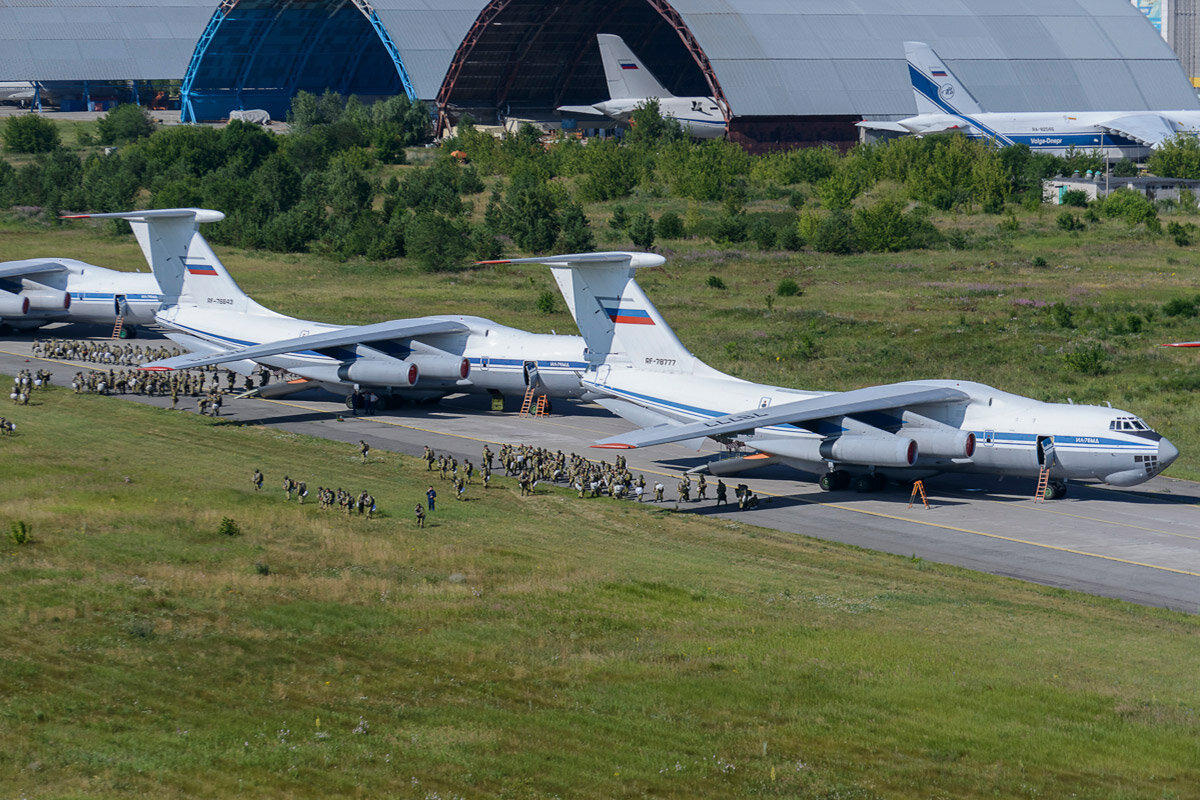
[1,384,1199,798]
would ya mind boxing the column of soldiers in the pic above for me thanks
[33,338,185,366]
[9,369,51,405]
[259,469,377,518]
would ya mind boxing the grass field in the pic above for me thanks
[3,201,1199,481]
[1,384,1199,798]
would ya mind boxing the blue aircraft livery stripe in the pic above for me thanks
[908,64,1013,145]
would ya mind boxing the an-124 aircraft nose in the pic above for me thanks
[1159,437,1180,470]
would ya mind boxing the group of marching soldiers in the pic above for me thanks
[9,369,50,405]
[254,469,377,517]
[424,445,487,501]
[32,338,185,367]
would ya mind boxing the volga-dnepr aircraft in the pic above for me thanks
[121,209,587,405]
[557,34,725,140]
[858,42,1200,158]
[492,251,1177,499]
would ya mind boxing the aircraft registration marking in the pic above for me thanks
[207,297,233,305]
[644,358,676,367]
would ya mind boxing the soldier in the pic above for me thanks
[697,474,708,500]
[455,476,466,501]
[424,446,435,470]
[464,460,474,484]
[297,481,308,504]
[426,485,437,512]
[654,482,665,502]
[359,440,370,462]
[365,494,376,518]
[283,476,295,500]
[414,503,426,528]
[482,464,491,489]
[252,469,264,492]
[716,479,728,507]
[678,476,690,503]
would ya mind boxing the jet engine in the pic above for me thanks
[335,359,419,387]
[408,354,470,382]
[0,290,30,316]
[21,288,70,311]
[905,428,975,459]
[750,433,918,468]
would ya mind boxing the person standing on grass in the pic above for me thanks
[426,485,437,512]
[252,469,264,492]
[359,440,370,462]
[415,504,425,528]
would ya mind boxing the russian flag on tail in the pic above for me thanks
[619,61,639,70]
[604,306,654,325]
[185,260,218,276]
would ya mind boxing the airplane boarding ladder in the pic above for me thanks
[1033,467,1051,503]
[518,387,547,417]
[110,316,125,339]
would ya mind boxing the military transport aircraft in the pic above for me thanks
[489,251,1178,499]
[112,209,587,406]
[857,41,1200,159]
[557,34,726,140]
[0,209,194,334]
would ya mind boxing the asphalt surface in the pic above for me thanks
[4,325,1199,613]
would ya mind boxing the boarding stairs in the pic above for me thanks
[1033,467,1051,503]
[110,316,125,339]
[518,387,548,417]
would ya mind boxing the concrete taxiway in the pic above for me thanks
[3,328,1198,613]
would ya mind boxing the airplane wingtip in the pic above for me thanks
[592,443,636,450]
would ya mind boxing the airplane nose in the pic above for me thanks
[1159,437,1179,470]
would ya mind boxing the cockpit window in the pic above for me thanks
[1110,416,1151,432]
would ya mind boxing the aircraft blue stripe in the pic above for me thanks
[908,65,1012,145]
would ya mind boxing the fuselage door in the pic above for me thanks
[1037,435,1056,468]
[113,294,127,316]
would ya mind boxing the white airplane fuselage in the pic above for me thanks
[157,305,589,399]
[0,259,165,330]
[588,364,1175,489]
[589,97,726,140]
[891,110,1200,158]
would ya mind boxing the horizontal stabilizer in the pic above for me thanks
[480,251,666,270]
[557,105,607,117]
[1162,341,1200,347]
[593,383,968,449]
[61,208,226,224]
[856,120,911,133]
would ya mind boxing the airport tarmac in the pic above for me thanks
[3,328,1199,613]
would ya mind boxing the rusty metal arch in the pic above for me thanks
[435,0,729,134]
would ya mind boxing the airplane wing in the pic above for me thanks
[0,260,71,281]
[1100,113,1178,148]
[557,105,607,117]
[1162,341,1200,347]
[856,120,912,133]
[141,318,470,371]
[592,383,969,449]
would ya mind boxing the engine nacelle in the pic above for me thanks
[750,434,918,468]
[408,354,470,382]
[0,290,30,316]
[21,288,70,311]
[335,359,418,387]
[906,428,975,459]
[821,435,918,467]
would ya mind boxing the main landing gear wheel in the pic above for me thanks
[853,474,889,493]
[819,470,852,491]
[1043,481,1068,500]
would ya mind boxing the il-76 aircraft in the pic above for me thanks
[113,209,587,405]
[557,34,726,140]
[490,251,1178,499]
[0,210,189,334]
[858,41,1200,158]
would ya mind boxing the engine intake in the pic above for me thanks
[0,290,30,316]
[335,359,418,387]
[21,288,70,311]
[408,354,470,382]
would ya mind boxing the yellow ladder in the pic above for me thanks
[1033,468,1050,503]
[907,479,929,510]
[110,315,125,339]
[518,387,535,417]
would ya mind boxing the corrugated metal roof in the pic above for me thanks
[669,0,1200,115]
[0,0,213,80]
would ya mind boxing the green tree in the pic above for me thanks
[627,210,656,249]
[811,209,859,254]
[623,99,685,146]
[557,201,595,253]
[1148,134,1200,179]
[656,210,684,239]
[2,114,60,153]
[96,104,156,145]
[406,212,470,271]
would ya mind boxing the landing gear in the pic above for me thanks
[819,470,851,491]
[854,473,889,493]
[1043,481,1068,500]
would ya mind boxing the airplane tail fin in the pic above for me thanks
[598,33,674,100]
[904,41,982,116]
[62,208,260,315]
[482,251,717,377]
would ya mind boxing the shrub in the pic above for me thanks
[1163,295,1200,317]
[712,210,748,244]
[218,517,241,537]
[1063,343,1108,376]
[97,104,156,145]
[609,204,629,232]
[811,209,859,254]
[536,290,557,314]
[656,210,684,239]
[776,278,801,297]
[1050,302,1075,329]
[556,201,595,253]
[749,216,776,250]
[407,212,470,271]
[1060,189,1088,207]
[1056,211,1085,232]
[9,520,30,545]
[1102,188,1157,226]
[1167,221,1193,247]
[1031,255,1048,267]
[255,562,271,576]
[776,225,803,251]
[706,275,726,290]
[3,114,60,153]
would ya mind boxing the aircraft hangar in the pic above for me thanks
[1,0,1198,149]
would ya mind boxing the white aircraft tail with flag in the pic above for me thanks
[904,40,982,117]
[598,33,674,100]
